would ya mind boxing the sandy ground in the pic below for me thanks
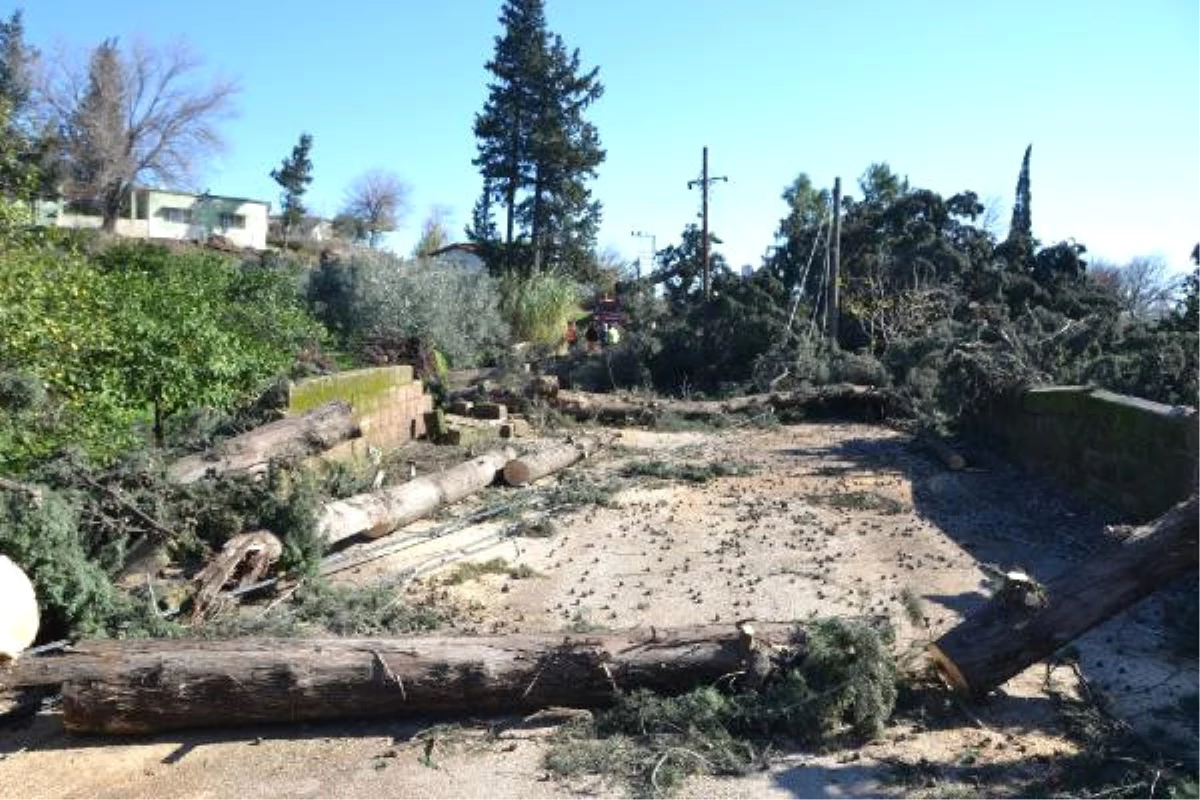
[1,421,1195,798]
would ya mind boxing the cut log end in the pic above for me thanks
[0,556,39,662]
[925,642,972,696]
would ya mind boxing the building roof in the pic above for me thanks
[133,185,270,208]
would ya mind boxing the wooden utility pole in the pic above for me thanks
[827,177,842,343]
[688,146,727,301]
[701,147,711,299]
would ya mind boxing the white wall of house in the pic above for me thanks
[50,188,270,250]
[141,190,269,250]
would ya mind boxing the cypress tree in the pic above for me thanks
[1005,144,1034,264]
[271,132,314,247]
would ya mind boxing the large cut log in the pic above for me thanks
[502,437,599,486]
[319,447,518,545]
[168,401,360,484]
[928,494,1198,698]
[2,623,805,734]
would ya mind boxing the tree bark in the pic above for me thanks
[928,494,1198,698]
[916,430,967,470]
[190,531,283,622]
[549,385,892,425]
[319,447,518,545]
[502,437,599,486]
[168,401,360,485]
[2,624,806,735]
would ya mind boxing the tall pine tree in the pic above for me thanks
[471,0,604,276]
[270,132,314,247]
[1003,144,1034,265]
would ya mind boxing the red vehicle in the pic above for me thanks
[589,293,626,326]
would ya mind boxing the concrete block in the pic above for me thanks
[472,402,508,421]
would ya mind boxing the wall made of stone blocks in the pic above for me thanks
[977,386,1198,521]
[288,367,433,462]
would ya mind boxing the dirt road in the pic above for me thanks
[2,421,1195,798]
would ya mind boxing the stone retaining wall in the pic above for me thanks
[977,386,1198,521]
[288,366,432,460]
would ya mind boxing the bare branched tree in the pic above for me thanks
[341,168,409,248]
[40,37,238,230]
[1095,255,1181,321]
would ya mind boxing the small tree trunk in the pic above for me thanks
[320,447,517,544]
[1,623,805,734]
[152,402,165,449]
[928,494,1198,697]
[502,437,599,486]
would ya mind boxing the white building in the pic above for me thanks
[47,187,270,250]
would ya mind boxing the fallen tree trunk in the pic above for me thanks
[319,447,518,545]
[916,430,967,470]
[168,401,361,485]
[549,385,892,425]
[2,623,805,734]
[928,494,1198,698]
[190,531,283,622]
[503,437,599,486]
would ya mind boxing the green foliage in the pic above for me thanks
[1002,144,1034,264]
[0,234,323,466]
[499,270,581,348]
[472,0,605,276]
[621,459,755,483]
[198,580,449,638]
[308,249,507,368]
[442,557,540,584]
[542,471,620,508]
[95,242,323,442]
[547,618,898,796]
[0,485,121,636]
[270,132,314,237]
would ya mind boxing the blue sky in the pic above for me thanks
[19,0,1200,274]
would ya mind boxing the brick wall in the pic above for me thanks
[288,366,433,461]
[976,386,1198,521]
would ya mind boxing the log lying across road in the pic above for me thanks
[549,384,893,425]
[168,401,361,485]
[928,494,1198,698]
[502,437,599,486]
[1,624,806,735]
[319,447,518,545]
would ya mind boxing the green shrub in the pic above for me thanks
[499,270,581,348]
[0,485,174,639]
[310,251,508,368]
